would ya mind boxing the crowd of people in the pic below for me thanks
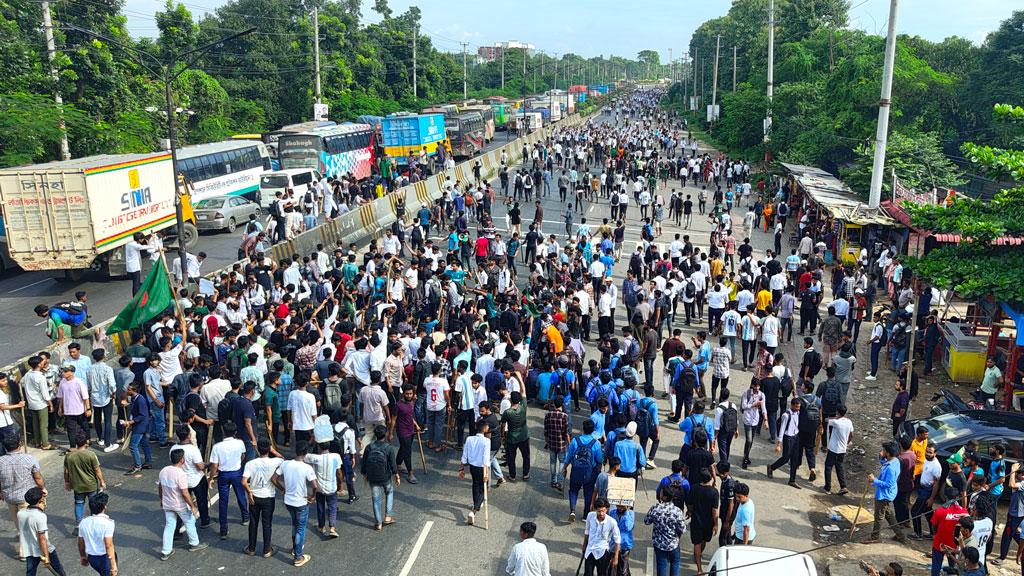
[1,90,1020,576]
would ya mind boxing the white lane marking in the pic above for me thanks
[9,277,54,294]
[398,520,433,576]
[646,546,655,576]
[34,319,47,326]
[209,492,219,506]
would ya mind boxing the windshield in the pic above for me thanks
[261,175,289,188]
[195,198,226,209]
[919,413,974,445]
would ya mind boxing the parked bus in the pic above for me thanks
[381,113,448,166]
[461,105,495,142]
[277,123,375,180]
[446,112,485,159]
[176,139,272,203]
[490,102,510,130]
[262,121,336,162]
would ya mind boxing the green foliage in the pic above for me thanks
[0,0,649,168]
[910,245,1024,303]
[841,130,966,197]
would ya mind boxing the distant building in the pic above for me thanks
[477,40,536,62]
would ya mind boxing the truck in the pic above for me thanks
[511,112,543,133]
[381,113,448,166]
[0,152,197,279]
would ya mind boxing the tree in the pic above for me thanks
[841,130,966,198]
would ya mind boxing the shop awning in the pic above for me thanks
[781,163,898,226]
[882,200,1024,245]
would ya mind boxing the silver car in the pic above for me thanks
[194,195,261,233]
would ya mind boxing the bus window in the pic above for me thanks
[292,171,313,186]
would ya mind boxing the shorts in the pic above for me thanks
[690,522,713,545]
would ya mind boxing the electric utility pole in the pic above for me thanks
[711,35,721,125]
[501,45,505,90]
[868,0,900,209]
[766,0,775,146]
[41,0,70,160]
[313,6,322,108]
[462,42,468,99]
[412,24,417,98]
[733,46,737,91]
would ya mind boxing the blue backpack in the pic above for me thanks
[570,437,597,484]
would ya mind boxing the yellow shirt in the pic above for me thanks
[910,438,927,476]
[755,290,772,311]
[710,259,724,281]
[545,325,564,353]
[726,280,739,301]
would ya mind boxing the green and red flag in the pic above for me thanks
[109,258,174,332]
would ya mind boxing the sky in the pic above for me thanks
[122,0,1024,60]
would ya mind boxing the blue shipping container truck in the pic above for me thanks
[381,113,447,165]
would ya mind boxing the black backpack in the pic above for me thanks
[553,369,571,399]
[720,402,738,437]
[805,350,823,378]
[635,397,654,438]
[822,381,842,411]
[365,443,392,484]
[569,438,597,484]
[685,281,696,299]
[668,475,688,510]
[673,362,697,397]
[217,391,238,423]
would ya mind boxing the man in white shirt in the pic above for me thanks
[209,422,249,538]
[506,521,551,576]
[459,420,492,526]
[77,492,117,575]
[824,404,854,495]
[423,365,450,450]
[124,233,151,295]
[271,442,317,567]
[170,426,210,528]
[241,437,282,556]
[581,497,621,574]
[287,378,318,445]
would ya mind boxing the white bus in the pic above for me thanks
[176,140,272,204]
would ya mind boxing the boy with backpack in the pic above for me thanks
[714,389,740,464]
[669,350,699,422]
[634,395,660,470]
[562,419,604,523]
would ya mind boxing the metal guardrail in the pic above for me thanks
[0,112,595,384]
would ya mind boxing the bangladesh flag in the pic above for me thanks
[109,258,174,332]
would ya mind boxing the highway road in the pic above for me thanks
[0,131,524,366]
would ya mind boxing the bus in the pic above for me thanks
[262,121,336,162]
[447,112,485,159]
[176,139,272,203]
[277,123,375,180]
[490,102,510,130]
[461,105,495,142]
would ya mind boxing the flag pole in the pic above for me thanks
[159,251,189,440]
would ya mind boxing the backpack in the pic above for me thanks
[685,281,696,299]
[179,391,199,421]
[304,191,314,204]
[569,438,597,484]
[635,397,654,438]
[822,380,842,411]
[805,349,823,378]
[668,476,687,510]
[51,302,87,326]
[217,392,237,423]
[630,309,644,326]
[625,339,641,365]
[720,402,738,438]
[315,282,330,303]
[313,414,333,443]
[642,224,654,241]
[626,393,640,421]
[801,395,820,425]
[324,378,344,410]
[673,362,697,397]
[227,349,248,377]
[553,369,571,399]
[365,443,392,484]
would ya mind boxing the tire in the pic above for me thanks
[181,222,199,249]
[227,217,237,233]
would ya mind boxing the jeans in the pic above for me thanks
[824,451,847,491]
[643,357,656,397]
[711,376,729,403]
[489,452,505,487]
[584,550,612,576]
[894,488,911,527]
[73,490,98,524]
[911,484,934,537]
[27,550,67,576]
[741,340,756,367]
[217,469,249,534]
[427,409,446,446]
[396,436,413,474]
[415,393,426,428]
[149,400,166,444]
[869,341,883,376]
[655,545,682,576]
[65,413,89,445]
[780,317,793,342]
[162,508,199,554]
[506,439,531,478]
[129,432,151,467]
[639,427,660,461]
[549,449,565,485]
[92,403,113,446]
[890,345,906,372]
[315,492,338,528]
[248,496,275,552]
[370,481,394,525]
[930,547,953,576]
[765,404,780,442]
[742,423,760,463]
[286,504,308,561]
[568,479,596,514]
[717,433,733,464]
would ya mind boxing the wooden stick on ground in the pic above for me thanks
[415,429,428,474]
[849,483,871,539]
[483,473,490,530]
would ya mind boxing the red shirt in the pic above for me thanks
[931,503,967,551]
[475,237,490,257]
[333,333,353,362]
[799,271,813,291]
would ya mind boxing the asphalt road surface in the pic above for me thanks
[0,125,839,576]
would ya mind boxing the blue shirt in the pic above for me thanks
[640,396,660,427]
[562,434,604,469]
[590,411,609,439]
[989,459,1007,497]
[614,438,647,473]
[734,500,756,542]
[678,413,715,446]
[873,457,900,501]
[610,508,635,551]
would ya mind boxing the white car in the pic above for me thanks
[706,545,817,576]
[259,168,322,206]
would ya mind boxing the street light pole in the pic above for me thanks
[64,24,254,276]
